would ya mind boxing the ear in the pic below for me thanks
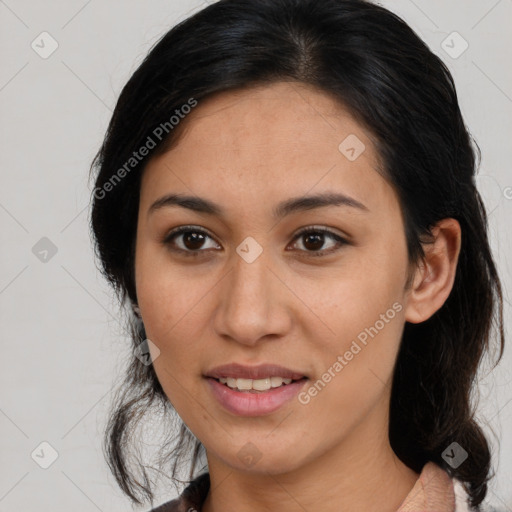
[404,218,462,324]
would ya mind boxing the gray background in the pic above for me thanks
[0,0,511,510]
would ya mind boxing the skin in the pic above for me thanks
[134,81,461,512]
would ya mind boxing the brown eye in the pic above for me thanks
[290,227,348,256]
[163,226,220,257]
[181,231,207,250]
[302,232,325,251]
[162,225,348,258]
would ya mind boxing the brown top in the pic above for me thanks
[148,461,470,512]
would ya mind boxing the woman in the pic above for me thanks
[89,0,506,511]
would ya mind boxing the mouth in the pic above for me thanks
[204,363,309,415]
[204,362,308,381]
[209,376,308,393]
[205,375,309,416]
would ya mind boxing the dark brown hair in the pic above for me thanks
[89,0,505,508]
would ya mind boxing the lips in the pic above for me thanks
[204,363,307,381]
[206,376,308,416]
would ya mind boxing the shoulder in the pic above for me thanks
[145,472,210,512]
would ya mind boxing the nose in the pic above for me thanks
[212,246,292,347]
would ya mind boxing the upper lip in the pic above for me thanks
[205,363,307,381]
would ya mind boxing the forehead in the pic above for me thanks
[140,81,392,218]
[162,81,376,159]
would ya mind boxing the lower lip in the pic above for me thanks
[205,377,308,417]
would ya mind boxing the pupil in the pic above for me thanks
[304,233,323,251]
[184,232,205,250]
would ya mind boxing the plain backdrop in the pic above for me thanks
[0,0,511,510]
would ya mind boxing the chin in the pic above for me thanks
[223,444,305,476]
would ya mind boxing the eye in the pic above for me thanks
[162,225,220,257]
[289,226,348,257]
[161,225,349,258]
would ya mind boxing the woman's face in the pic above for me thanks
[135,81,415,475]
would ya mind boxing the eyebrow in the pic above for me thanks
[148,191,369,219]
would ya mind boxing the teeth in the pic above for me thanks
[218,376,294,391]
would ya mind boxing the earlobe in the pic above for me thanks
[404,218,461,324]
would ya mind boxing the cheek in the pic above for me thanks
[136,264,205,415]
[138,280,203,360]
[135,241,193,334]
[299,301,405,437]
[313,292,404,394]
[298,247,407,407]
[134,238,202,421]
[303,253,405,350]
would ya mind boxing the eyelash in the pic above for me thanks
[161,225,349,258]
